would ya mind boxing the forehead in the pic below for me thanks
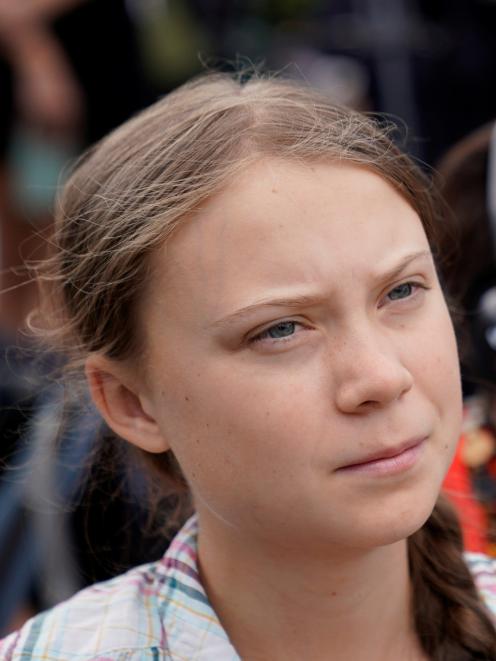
[146,159,429,320]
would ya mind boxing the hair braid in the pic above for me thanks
[409,495,496,659]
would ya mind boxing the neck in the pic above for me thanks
[197,514,424,661]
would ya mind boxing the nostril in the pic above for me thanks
[335,366,413,413]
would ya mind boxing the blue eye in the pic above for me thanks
[266,321,296,339]
[251,320,298,343]
[388,283,413,301]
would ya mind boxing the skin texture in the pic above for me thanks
[88,160,463,659]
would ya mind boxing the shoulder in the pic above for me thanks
[465,552,496,616]
[0,515,238,661]
[0,560,171,660]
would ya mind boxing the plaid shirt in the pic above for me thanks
[0,516,239,660]
[1,515,496,660]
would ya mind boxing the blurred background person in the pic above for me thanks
[438,122,496,557]
[0,0,153,335]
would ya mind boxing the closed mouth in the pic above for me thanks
[337,437,427,471]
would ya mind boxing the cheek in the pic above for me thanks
[157,366,317,497]
[417,308,463,447]
[432,313,462,405]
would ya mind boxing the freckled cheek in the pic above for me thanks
[158,360,324,480]
[413,316,462,440]
[186,366,312,428]
[434,319,461,397]
[178,390,311,487]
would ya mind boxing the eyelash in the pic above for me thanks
[249,320,307,345]
[381,280,426,307]
[249,281,426,346]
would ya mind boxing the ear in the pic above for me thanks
[85,354,169,453]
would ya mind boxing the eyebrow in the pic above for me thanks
[375,248,433,284]
[209,249,434,330]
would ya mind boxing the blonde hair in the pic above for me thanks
[35,72,495,658]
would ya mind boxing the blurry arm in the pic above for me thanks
[0,0,88,28]
[0,0,86,132]
[0,0,88,59]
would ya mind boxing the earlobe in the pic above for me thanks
[85,355,170,453]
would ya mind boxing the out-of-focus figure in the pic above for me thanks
[440,123,496,556]
[0,0,151,334]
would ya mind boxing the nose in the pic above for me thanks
[333,333,413,414]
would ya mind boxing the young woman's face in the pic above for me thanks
[140,160,462,551]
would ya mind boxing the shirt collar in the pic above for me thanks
[155,515,241,660]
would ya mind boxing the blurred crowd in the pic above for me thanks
[1,0,496,636]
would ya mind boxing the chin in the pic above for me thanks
[373,504,437,549]
[338,490,441,550]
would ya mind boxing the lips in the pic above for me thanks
[337,437,427,471]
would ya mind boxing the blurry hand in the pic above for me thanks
[0,0,85,135]
[0,0,86,27]
[13,32,84,135]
